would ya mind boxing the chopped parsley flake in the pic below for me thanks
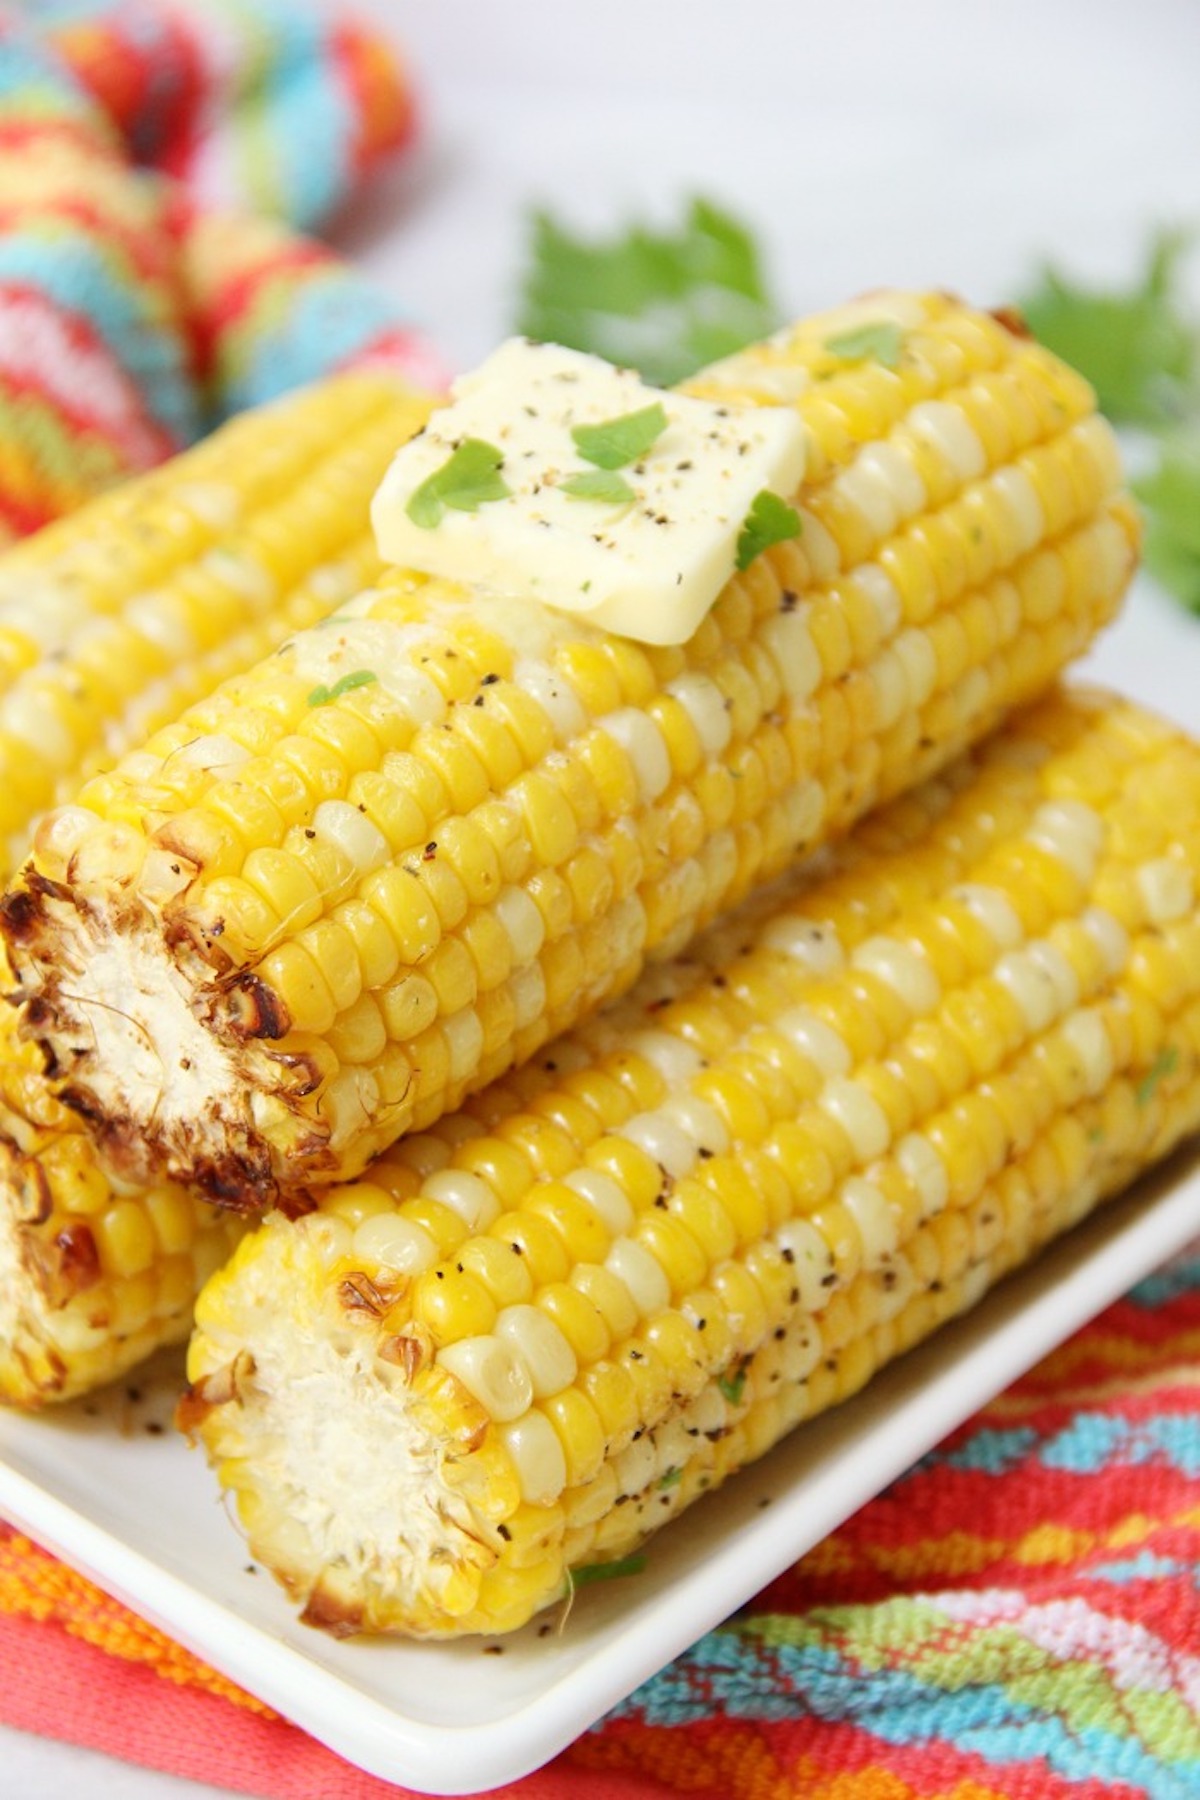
[1136,1044,1179,1105]
[571,1553,648,1587]
[824,320,904,369]
[307,669,378,707]
[406,438,510,529]
[561,468,637,505]
[736,488,801,570]
[572,402,668,470]
[658,1466,683,1490]
[718,1364,748,1406]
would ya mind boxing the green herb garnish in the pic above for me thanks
[1134,433,1200,612]
[307,670,378,708]
[824,320,904,370]
[571,1553,648,1588]
[560,468,637,505]
[718,1364,748,1406]
[406,438,510,529]
[572,403,667,471]
[1136,1045,1180,1106]
[657,1466,683,1490]
[517,196,779,386]
[736,489,801,571]
[1021,230,1196,428]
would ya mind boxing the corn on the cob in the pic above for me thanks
[0,371,438,1406]
[182,687,1200,1638]
[3,294,1139,1207]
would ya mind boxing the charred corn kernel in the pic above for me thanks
[10,296,1138,1207]
[186,692,1200,1636]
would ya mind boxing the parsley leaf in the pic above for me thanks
[570,1553,647,1587]
[406,439,510,529]
[736,489,801,571]
[307,670,378,708]
[824,320,904,369]
[718,1364,748,1406]
[572,402,667,470]
[1020,230,1197,427]
[561,468,636,505]
[516,196,780,386]
[1135,433,1200,612]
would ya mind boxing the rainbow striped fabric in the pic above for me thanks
[0,0,438,540]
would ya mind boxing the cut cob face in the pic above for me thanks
[0,371,438,1406]
[183,688,1200,1638]
[2,294,1140,1206]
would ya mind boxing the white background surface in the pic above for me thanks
[5,1,1200,1794]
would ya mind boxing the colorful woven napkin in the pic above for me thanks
[0,0,438,540]
[1,5,1200,1798]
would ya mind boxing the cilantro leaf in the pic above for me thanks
[718,1364,748,1406]
[560,468,636,505]
[516,196,780,386]
[406,439,510,529]
[1020,230,1197,427]
[572,402,667,470]
[824,320,904,369]
[307,670,378,708]
[736,489,801,571]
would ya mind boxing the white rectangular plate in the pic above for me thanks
[1,1146,1198,1796]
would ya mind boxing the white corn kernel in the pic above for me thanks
[616,1111,696,1180]
[761,611,822,702]
[775,1217,837,1310]
[774,1007,852,1077]
[509,961,547,1030]
[626,1030,705,1086]
[895,1132,949,1220]
[840,1177,898,1270]
[423,1170,501,1233]
[443,1009,485,1081]
[605,1237,671,1317]
[657,1092,730,1158]
[1027,940,1080,1013]
[907,401,987,482]
[495,1304,578,1398]
[819,1078,891,1161]
[667,671,733,758]
[352,1212,438,1274]
[994,948,1060,1034]
[437,1335,532,1422]
[512,657,587,742]
[614,1433,659,1498]
[1137,857,1194,925]
[869,645,909,731]
[759,915,845,975]
[1081,906,1130,976]
[795,507,840,579]
[852,936,941,1014]
[892,627,938,709]
[951,883,1025,951]
[312,799,390,876]
[500,1409,567,1505]
[1059,1009,1115,1097]
[564,1168,635,1235]
[992,464,1045,555]
[170,734,251,777]
[855,562,903,638]
[398,1132,453,1177]
[493,884,546,964]
[601,707,671,801]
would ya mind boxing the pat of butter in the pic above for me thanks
[370,339,807,647]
